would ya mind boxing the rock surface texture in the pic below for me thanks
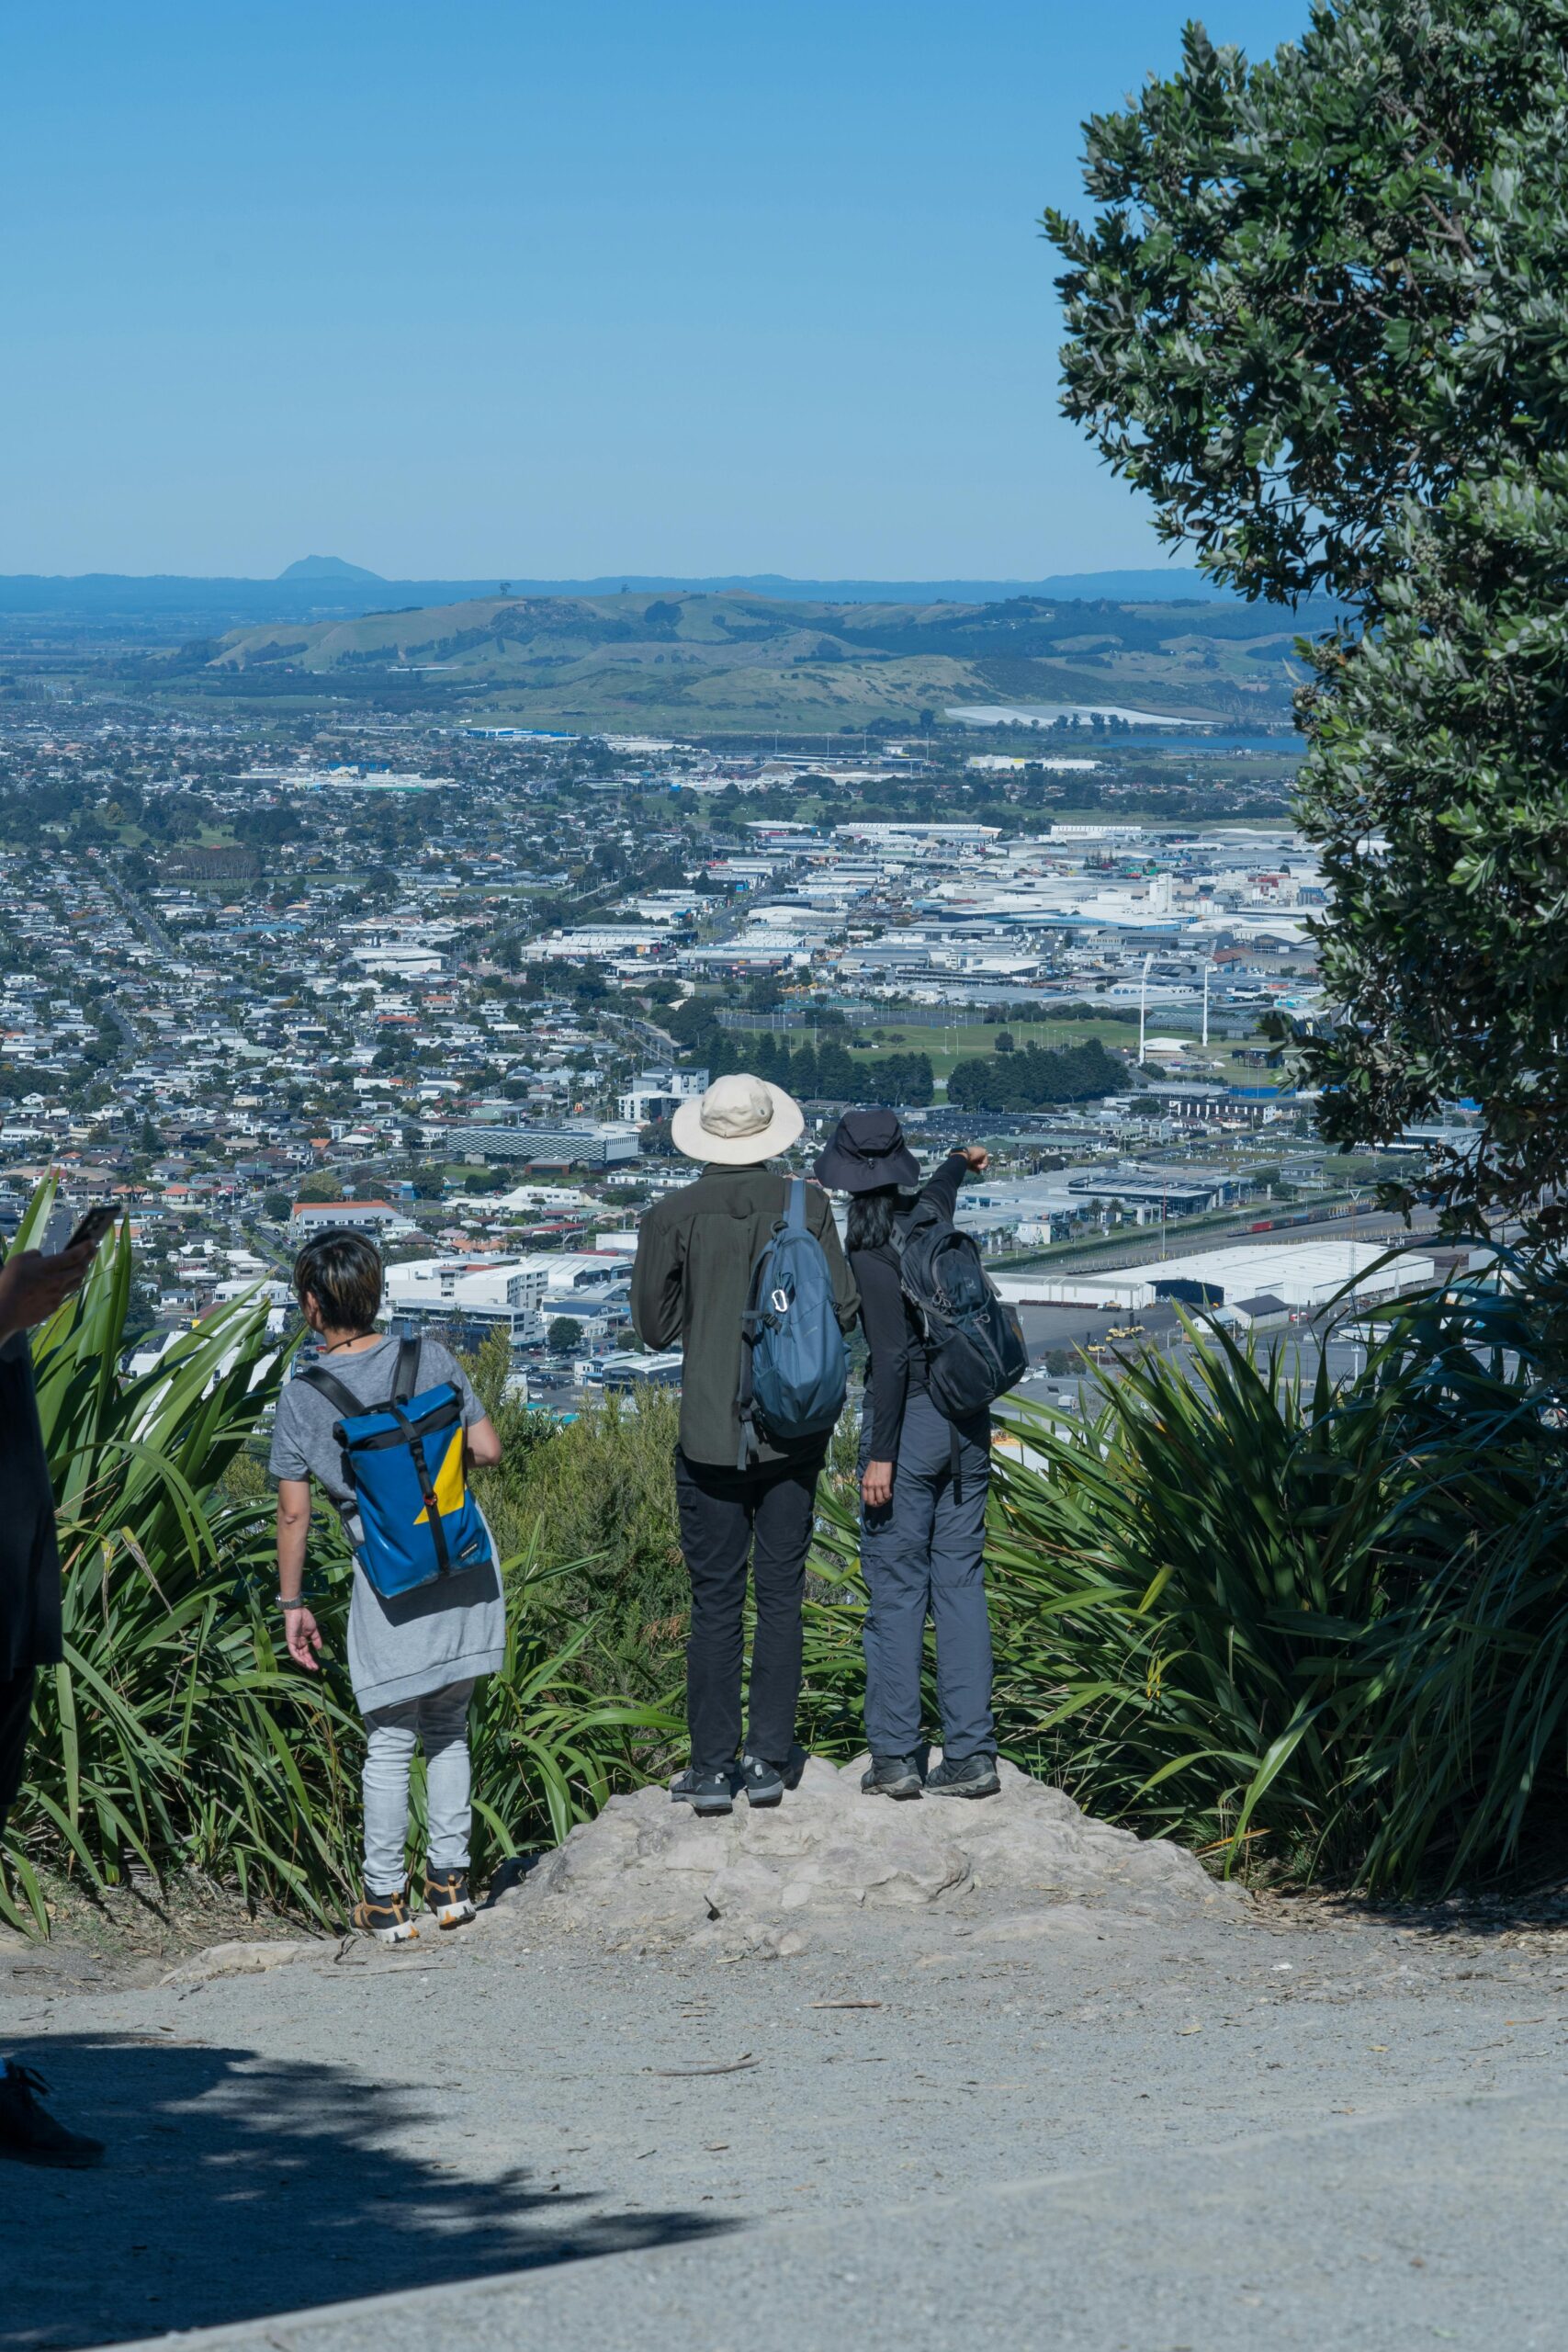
[481,1756,1238,1954]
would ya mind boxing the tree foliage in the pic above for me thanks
[1046,1,1568,1238]
[948,1037,1126,1113]
[666,1002,934,1106]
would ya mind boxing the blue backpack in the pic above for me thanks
[736,1177,849,1468]
[299,1338,493,1600]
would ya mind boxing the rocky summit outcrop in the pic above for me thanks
[479,1757,1241,1956]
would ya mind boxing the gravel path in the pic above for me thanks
[4,1874,1566,2351]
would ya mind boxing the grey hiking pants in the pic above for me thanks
[859,1391,995,1763]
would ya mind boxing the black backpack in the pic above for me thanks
[894,1197,1029,1420]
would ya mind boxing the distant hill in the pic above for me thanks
[276,555,387,582]
[0,565,1241,636]
[191,585,1314,734]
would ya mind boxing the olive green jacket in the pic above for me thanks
[630,1165,860,1468]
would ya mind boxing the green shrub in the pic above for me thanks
[474,1389,688,1705]
[805,1273,1568,1894]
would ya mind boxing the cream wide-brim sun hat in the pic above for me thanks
[670,1072,806,1165]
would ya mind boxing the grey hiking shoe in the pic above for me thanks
[670,1767,735,1816]
[924,1753,1000,1798]
[861,1754,923,1800]
[0,2061,105,2169]
[738,1752,784,1806]
[739,1744,807,1805]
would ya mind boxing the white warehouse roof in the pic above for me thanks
[996,1239,1436,1315]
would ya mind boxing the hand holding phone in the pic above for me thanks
[67,1204,120,1251]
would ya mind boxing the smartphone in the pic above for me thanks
[67,1203,120,1251]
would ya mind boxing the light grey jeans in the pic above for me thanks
[362,1678,475,1896]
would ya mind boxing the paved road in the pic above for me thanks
[4,1887,1563,2351]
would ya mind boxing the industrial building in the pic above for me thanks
[994,1239,1438,1317]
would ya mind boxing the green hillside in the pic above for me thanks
[198,587,1314,733]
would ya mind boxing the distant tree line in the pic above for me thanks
[946,1037,1126,1113]
[666,1001,931,1105]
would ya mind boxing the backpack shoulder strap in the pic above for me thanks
[297,1363,367,1419]
[736,1226,777,1471]
[392,1334,423,1404]
[784,1174,807,1232]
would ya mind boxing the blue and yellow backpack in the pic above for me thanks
[299,1337,492,1599]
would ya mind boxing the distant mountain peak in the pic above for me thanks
[276,555,386,582]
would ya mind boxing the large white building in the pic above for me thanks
[383,1255,549,1341]
[616,1066,707,1124]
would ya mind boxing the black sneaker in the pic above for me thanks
[924,1753,1000,1799]
[861,1754,923,1800]
[0,2062,105,2169]
[670,1767,735,1816]
[738,1752,784,1807]
[353,1889,420,1944]
[424,1870,477,1929]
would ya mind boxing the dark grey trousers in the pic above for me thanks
[859,1392,995,1762]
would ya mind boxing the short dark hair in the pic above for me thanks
[293,1228,383,1333]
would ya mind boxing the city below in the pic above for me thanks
[0,655,1472,1408]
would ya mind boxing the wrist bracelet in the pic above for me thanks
[277,1595,308,1612]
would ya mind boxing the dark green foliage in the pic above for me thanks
[806,1266,1568,1892]
[947,1037,1125,1112]
[1045,1,1568,1238]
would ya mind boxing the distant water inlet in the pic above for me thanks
[946,701,1210,729]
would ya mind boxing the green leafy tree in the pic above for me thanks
[948,1039,1124,1114]
[547,1316,584,1354]
[1045,0,1568,1240]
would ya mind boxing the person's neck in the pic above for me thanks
[319,1329,381,1356]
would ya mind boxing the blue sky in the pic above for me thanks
[2,2,1307,580]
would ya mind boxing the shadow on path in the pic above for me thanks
[0,2032,733,2351]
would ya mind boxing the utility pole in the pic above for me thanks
[1138,952,1153,1066]
[1201,959,1211,1049]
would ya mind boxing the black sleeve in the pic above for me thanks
[630,1204,683,1351]
[852,1246,911,1461]
[918,1151,969,1224]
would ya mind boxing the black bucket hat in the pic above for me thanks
[813,1108,920,1193]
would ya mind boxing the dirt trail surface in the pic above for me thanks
[3,1770,1566,2352]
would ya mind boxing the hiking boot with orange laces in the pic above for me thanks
[353,1889,419,1944]
[424,1870,476,1929]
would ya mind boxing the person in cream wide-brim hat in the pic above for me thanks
[670,1071,805,1166]
[630,1068,858,1819]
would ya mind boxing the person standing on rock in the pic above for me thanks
[631,1074,859,1818]
[815,1112,1000,1802]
